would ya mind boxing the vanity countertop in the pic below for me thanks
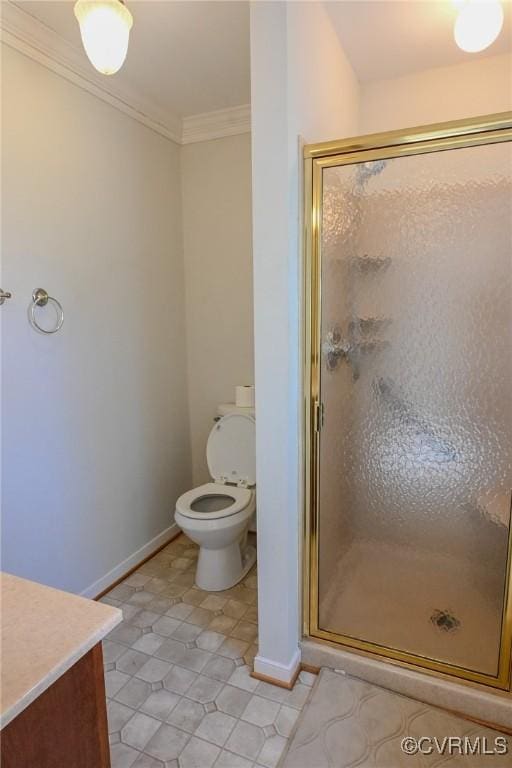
[0,572,122,729]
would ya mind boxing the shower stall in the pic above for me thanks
[303,114,512,690]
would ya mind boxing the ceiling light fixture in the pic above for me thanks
[454,0,504,53]
[74,0,133,75]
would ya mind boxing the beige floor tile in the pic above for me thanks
[109,584,136,602]
[297,670,316,687]
[187,607,215,627]
[159,583,188,599]
[171,622,203,643]
[165,602,196,621]
[208,614,238,635]
[145,723,190,762]
[186,674,224,704]
[119,604,142,622]
[146,596,175,615]
[222,600,249,620]
[254,681,288,704]
[131,753,165,768]
[202,655,236,683]
[214,749,254,768]
[105,669,131,698]
[243,606,258,624]
[117,649,151,676]
[183,588,210,606]
[121,712,161,751]
[107,700,135,733]
[200,594,228,612]
[115,677,152,709]
[140,689,180,721]
[195,710,237,747]
[123,573,152,588]
[230,620,258,643]
[128,590,156,607]
[132,633,165,656]
[163,664,198,695]
[154,638,188,664]
[152,616,182,637]
[274,706,300,738]
[225,720,265,762]
[243,644,258,667]
[227,665,259,692]
[109,621,143,646]
[284,684,310,710]
[196,630,226,652]
[103,640,129,664]
[215,685,252,718]
[145,577,171,595]
[172,573,196,589]
[174,646,212,673]
[241,695,280,727]
[131,610,161,629]
[257,734,287,768]
[166,697,205,733]
[179,736,221,768]
[216,638,250,660]
[110,741,140,768]
[135,658,173,683]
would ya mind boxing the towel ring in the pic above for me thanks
[29,288,64,334]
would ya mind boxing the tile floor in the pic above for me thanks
[281,669,510,768]
[101,534,314,768]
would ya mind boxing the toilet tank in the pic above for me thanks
[216,403,255,418]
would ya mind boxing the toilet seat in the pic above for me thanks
[176,482,253,521]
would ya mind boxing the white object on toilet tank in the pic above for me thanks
[235,385,255,408]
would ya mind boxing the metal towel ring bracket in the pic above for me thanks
[29,288,64,334]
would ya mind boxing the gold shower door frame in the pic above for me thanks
[303,113,512,690]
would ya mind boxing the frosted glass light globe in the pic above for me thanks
[454,0,504,53]
[74,0,133,75]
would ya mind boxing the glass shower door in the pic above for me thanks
[307,128,512,688]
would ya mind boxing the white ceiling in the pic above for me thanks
[326,0,512,82]
[11,0,512,117]
[13,0,251,117]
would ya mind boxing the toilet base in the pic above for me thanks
[196,542,257,592]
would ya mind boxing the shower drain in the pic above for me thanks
[430,609,461,633]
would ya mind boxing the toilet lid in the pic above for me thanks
[207,413,256,486]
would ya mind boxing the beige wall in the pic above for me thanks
[360,52,512,134]
[181,133,254,484]
[1,44,191,595]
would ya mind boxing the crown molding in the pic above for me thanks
[182,104,251,144]
[0,0,182,144]
[0,1,252,146]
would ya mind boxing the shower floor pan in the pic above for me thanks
[319,538,504,678]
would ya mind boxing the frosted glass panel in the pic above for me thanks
[317,142,512,677]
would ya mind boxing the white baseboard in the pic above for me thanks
[81,523,180,599]
[253,648,302,685]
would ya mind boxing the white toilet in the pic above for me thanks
[175,411,256,591]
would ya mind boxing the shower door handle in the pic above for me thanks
[0,290,12,305]
[313,401,324,432]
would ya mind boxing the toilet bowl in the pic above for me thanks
[174,412,256,591]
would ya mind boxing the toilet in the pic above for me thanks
[175,411,256,591]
